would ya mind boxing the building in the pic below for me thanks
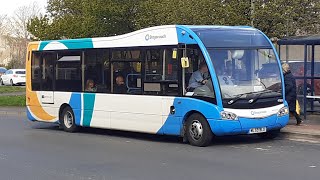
[0,35,11,66]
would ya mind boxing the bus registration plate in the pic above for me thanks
[249,127,267,134]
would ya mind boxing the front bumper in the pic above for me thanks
[208,114,289,136]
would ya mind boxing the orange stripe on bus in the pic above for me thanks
[26,42,56,121]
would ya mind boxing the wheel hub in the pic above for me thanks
[64,111,73,128]
[189,120,203,141]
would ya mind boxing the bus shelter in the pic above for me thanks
[278,36,320,119]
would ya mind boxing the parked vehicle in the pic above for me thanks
[0,69,26,86]
[0,67,6,77]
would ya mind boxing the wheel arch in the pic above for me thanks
[181,110,213,136]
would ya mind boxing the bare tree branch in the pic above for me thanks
[7,1,41,39]
[0,14,8,35]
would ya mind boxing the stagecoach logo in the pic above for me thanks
[251,110,267,115]
[145,34,166,41]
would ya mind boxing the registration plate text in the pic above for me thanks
[249,127,267,134]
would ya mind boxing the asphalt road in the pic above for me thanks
[1,114,320,180]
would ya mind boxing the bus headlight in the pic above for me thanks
[277,107,289,117]
[221,111,238,120]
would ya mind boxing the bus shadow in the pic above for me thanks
[30,122,279,146]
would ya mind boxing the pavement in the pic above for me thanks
[282,114,320,140]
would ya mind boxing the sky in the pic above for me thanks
[0,0,47,16]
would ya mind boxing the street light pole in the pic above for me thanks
[251,0,255,27]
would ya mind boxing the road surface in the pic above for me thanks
[0,114,319,180]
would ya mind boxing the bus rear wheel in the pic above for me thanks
[186,113,213,147]
[60,106,79,133]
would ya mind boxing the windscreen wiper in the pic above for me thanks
[227,89,278,105]
[227,92,256,105]
[248,89,275,103]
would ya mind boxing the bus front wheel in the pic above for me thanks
[185,113,213,147]
[60,106,79,133]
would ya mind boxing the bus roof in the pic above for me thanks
[32,25,271,51]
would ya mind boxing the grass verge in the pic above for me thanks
[0,86,25,93]
[0,95,25,106]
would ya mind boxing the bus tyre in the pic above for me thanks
[257,129,280,139]
[60,106,79,133]
[186,113,213,147]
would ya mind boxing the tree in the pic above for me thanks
[28,0,139,40]
[27,0,320,40]
[135,0,250,29]
[254,0,320,38]
[4,2,41,68]
[0,15,7,35]
[7,2,40,39]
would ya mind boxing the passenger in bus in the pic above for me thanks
[85,79,97,92]
[216,62,234,86]
[188,62,209,91]
[114,75,127,94]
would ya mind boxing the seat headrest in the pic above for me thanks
[231,50,244,59]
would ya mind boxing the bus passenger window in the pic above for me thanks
[84,49,110,93]
[111,49,142,95]
[56,51,82,92]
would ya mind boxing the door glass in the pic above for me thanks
[31,52,41,91]
[184,47,215,98]
[144,48,179,96]
[42,52,56,91]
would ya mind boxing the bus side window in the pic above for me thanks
[84,49,110,93]
[111,49,142,95]
[56,51,82,92]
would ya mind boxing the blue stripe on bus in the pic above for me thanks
[39,38,94,51]
[69,93,82,126]
[82,93,96,127]
[176,28,198,44]
[158,97,222,136]
[26,107,37,121]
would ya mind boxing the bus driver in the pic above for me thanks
[188,62,209,91]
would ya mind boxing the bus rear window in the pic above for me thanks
[16,71,25,74]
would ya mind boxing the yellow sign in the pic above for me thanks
[172,49,177,59]
[181,57,189,68]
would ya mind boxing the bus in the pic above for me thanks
[26,25,289,147]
